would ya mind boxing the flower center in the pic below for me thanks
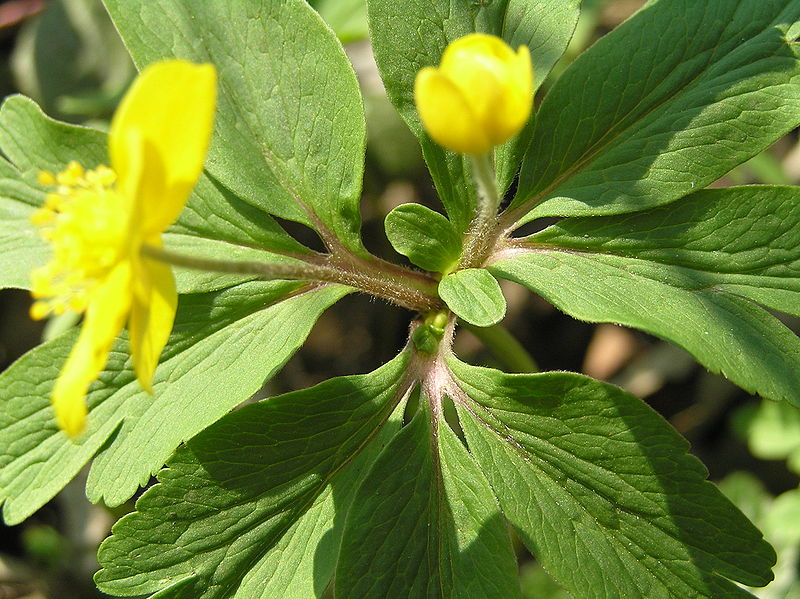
[30,161,129,320]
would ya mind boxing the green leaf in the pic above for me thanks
[0,204,50,291]
[765,489,800,549]
[717,472,772,526]
[95,355,410,599]
[0,95,102,289]
[439,268,506,327]
[449,359,775,599]
[169,172,310,258]
[103,0,368,254]
[384,203,462,273]
[492,251,800,405]
[0,95,107,173]
[336,398,520,599]
[509,0,800,224]
[0,282,348,523]
[761,489,800,599]
[528,186,800,318]
[368,0,579,228]
[491,186,800,404]
[719,475,800,599]
[85,284,349,507]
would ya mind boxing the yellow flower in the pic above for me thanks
[31,60,217,437]
[414,33,533,155]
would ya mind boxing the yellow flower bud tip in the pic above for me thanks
[414,33,533,155]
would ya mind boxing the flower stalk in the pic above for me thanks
[142,245,442,313]
[471,152,501,222]
[458,153,504,268]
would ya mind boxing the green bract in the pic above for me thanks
[1,0,798,597]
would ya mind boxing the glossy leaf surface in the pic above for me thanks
[509,0,800,224]
[491,186,800,404]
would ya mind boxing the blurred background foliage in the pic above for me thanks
[0,0,798,597]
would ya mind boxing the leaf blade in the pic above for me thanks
[510,0,800,223]
[450,360,774,598]
[85,284,350,506]
[95,355,410,599]
[491,249,800,404]
[530,186,800,317]
[0,282,347,523]
[492,185,800,404]
[384,203,462,273]
[103,0,368,253]
[336,396,520,599]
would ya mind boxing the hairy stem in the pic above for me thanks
[459,152,504,268]
[471,152,501,221]
[142,245,441,312]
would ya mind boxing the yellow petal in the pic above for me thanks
[109,60,217,234]
[485,45,533,144]
[414,33,533,154]
[51,262,132,437]
[128,242,177,393]
[441,33,518,67]
[414,67,492,155]
[513,45,534,102]
[443,55,505,130]
[441,34,516,128]
[51,330,92,437]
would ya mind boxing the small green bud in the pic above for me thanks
[412,310,450,355]
[412,324,443,355]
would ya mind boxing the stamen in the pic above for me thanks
[37,171,56,186]
[31,162,126,320]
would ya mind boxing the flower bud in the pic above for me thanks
[414,33,533,155]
